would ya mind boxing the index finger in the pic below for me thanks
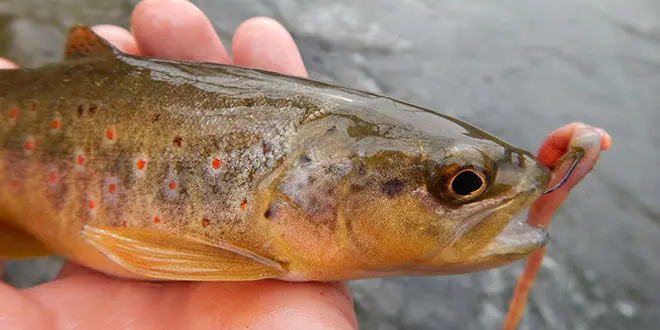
[537,122,612,167]
[529,124,611,228]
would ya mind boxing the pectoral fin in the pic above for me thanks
[0,223,50,259]
[80,225,284,281]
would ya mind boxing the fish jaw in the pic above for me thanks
[479,220,549,258]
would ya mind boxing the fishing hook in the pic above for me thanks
[542,151,584,195]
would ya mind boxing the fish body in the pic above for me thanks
[0,26,550,282]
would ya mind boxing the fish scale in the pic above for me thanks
[0,25,551,283]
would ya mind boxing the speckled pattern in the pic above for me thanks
[1,0,659,329]
[0,29,551,282]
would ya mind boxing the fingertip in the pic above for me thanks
[232,16,308,77]
[131,0,230,63]
[91,25,140,55]
[595,128,612,150]
[0,58,18,69]
[536,122,613,167]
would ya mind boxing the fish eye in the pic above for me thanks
[425,161,489,204]
[448,169,486,200]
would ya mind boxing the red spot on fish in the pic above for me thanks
[121,221,128,228]
[211,158,222,169]
[10,180,20,189]
[48,172,58,185]
[76,155,85,166]
[136,159,146,170]
[107,183,117,194]
[202,218,210,227]
[51,120,61,130]
[8,108,17,119]
[168,180,177,190]
[240,199,248,210]
[30,103,38,111]
[23,138,35,152]
[153,217,161,224]
[88,200,96,210]
[105,128,114,141]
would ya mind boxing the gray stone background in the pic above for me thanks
[1,0,658,329]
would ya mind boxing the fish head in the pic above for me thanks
[337,117,551,276]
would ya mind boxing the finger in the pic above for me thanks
[91,25,140,55]
[131,0,230,64]
[506,125,609,329]
[0,281,51,329]
[529,125,607,227]
[232,17,308,77]
[26,278,357,329]
[536,122,612,167]
[0,58,18,69]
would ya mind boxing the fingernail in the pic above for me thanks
[572,128,601,148]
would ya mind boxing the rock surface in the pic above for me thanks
[1,0,658,329]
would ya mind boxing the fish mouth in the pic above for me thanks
[473,187,548,260]
[357,190,548,278]
[433,187,547,268]
[478,219,548,258]
[354,218,548,279]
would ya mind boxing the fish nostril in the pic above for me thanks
[512,152,526,169]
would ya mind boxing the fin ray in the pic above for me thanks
[80,225,284,281]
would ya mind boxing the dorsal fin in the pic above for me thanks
[64,25,119,59]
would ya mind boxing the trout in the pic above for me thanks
[0,26,551,282]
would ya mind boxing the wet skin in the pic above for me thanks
[0,0,611,329]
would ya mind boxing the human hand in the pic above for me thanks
[0,1,612,329]
[0,1,355,329]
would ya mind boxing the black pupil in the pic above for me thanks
[451,171,483,196]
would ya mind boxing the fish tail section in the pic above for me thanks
[0,222,50,259]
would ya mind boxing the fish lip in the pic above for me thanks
[421,194,520,262]
[478,220,549,258]
[433,187,543,259]
[443,196,518,247]
[477,187,548,257]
